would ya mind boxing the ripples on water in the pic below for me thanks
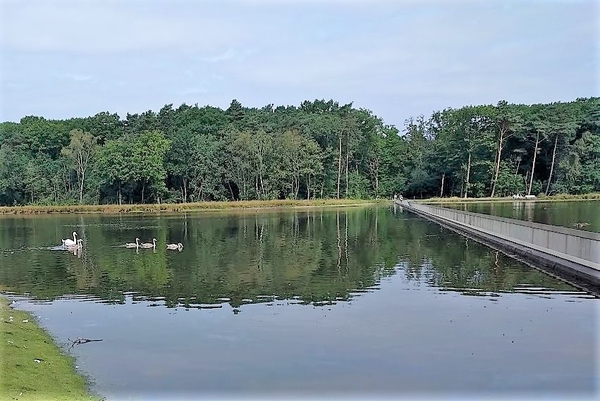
[1,207,598,400]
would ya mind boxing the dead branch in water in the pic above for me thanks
[68,337,103,349]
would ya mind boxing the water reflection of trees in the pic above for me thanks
[154,209,399,307]
[0,207,577,306]
[396,214,575,294]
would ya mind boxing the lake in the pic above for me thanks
[443,200,600,232]
[1,204,598,400]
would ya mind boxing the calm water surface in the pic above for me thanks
[444,200,600,232]
[1,205,598,400]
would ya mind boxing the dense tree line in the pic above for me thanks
[0,97,598,206]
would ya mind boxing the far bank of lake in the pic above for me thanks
[0,199,385,215]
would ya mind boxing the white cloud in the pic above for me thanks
[61,73,94,82]
[0,0,597,127]
[199,48,255,63]
[177,86,209,95]
[0,1,247,54]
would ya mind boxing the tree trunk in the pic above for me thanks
[141,181,145,204]
[545,135,559,195]
[183,178,188,203]
[528,132,540,195]
[118,184,122,205]
[259,171,265,199]
[345,137,349,198]
[227,182,235,200]
[198,181,204,201]
[79,170,85,204]
[440,172,445,198]
[336,134,342,199]
[307,174,311,200]
[242,174,247,200]
[464,152,472,198]
[490,129,505,197]
[369,159,379,198]
[294,174,299,199]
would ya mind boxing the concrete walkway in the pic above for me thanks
[396,200,600,295]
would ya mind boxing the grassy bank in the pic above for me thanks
[0,198,389,215]
[420,193,600,204]
[0,296,100,401]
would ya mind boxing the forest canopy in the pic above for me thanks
[0,97,598,206]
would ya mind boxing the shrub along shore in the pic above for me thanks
[0,296,100,401]
[0,198,387,215]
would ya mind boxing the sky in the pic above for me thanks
[0,0,598,129]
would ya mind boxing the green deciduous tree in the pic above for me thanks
[130,130,171,203]
[61,129,99,204]
[95,138,130,205]
[0,97,598,206]
[490,100,522,197]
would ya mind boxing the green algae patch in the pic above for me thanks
[0,297,100,401]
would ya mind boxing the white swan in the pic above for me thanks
[166,243,183,251]
[63,232,77,246]
[125,238,140,248]
[140,238,157,249]
[66,239,83,249]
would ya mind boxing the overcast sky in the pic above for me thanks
[1,0,598,129]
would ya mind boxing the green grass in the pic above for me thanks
[0,296,101,401]
[0,198,389,215]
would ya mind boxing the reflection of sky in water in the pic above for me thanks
[13,262,598,401]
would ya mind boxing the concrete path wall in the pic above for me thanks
[397,200,600,291]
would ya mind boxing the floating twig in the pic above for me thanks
[68,337,103,349]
